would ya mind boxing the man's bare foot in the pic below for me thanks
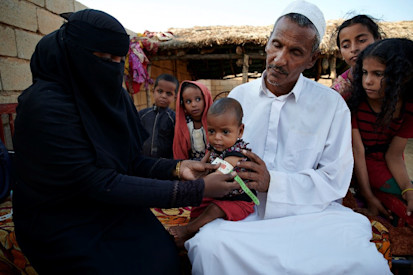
[168,225,196,248]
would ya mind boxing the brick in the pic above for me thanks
[27,0,45,7]
[15,29,42,60]
[0,57,31,91]
[45,0,74,14]
[0,0,37,32]
[0,26,17,57]
[0,92,19,103]
[37,8,64,35]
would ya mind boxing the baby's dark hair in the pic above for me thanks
[349,38,413,128]
[154,74,179,94]
[208,97,243,126]
[336,15,382,48]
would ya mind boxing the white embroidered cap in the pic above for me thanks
[278,0,326,40]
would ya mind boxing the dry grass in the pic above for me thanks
[156,20,413,55]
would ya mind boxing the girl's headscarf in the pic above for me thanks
[173,81,212,159]
[22,9,145,173]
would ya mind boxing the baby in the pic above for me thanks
[169,97,257,248]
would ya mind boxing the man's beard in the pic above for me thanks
[267,64,288,87]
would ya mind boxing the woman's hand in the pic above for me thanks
[203,171,239,198]
[403,189,413,216]
[178,152,220,180]
[235,150,270,193]
[365,195,393,219]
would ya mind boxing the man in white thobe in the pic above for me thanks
[185,1,392,274]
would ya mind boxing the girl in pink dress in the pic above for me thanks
[331,15,382,98]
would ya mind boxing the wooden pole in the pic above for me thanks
[329,56,337,81]
[316,58,321,81]
[242,54,249,83]
[127,74,134,103]
[145,64,152,108]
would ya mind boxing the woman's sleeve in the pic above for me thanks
[86,168,205,208]
[14,91,204,210]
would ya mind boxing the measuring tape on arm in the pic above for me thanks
[211,158,260,205]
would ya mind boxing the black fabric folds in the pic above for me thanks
[12,9,187,274]
[28,9,145,174]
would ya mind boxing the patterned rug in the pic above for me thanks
[151,207,192,230]
[0,196,404,273]
[0,197,37,275]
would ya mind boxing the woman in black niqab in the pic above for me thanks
[12,9,211,274]
[30,9,143,172]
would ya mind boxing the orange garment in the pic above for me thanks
[173,81,213,160]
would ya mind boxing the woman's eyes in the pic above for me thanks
[100,57,113,62]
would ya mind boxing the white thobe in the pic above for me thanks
[186,73,391,274]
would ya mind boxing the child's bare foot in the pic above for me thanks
[168,225,195,248]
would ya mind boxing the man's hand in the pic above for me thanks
[179,152,220,180]
[235,150,270,193]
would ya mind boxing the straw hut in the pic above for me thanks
[132,20,413,109]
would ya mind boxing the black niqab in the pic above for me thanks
[28,9,144,173]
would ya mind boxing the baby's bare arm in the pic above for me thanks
[223,156,243,168]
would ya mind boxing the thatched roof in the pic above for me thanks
[158,20,413,55]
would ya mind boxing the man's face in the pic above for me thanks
[265,17,319,96]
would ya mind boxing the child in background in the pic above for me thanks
[349,38,413,226]
[173,81,212,160]
[332,15,382,98]
[169,98,256,247]
[139,74,179,158]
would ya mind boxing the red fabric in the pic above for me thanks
[190,197,255,221]
[125,81,141,95]
[173,81,212,160]
[374,191,413,227]
[352,101,413,188]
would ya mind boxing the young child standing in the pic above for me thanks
[331,15,383,98]
[169,97,256,247]
[349,38,413,226]
[173,81,213,160]
[139,74,179,158]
